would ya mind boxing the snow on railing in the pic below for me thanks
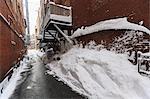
[43,2,72,28]
[137,52,150,75]
[49,2,71,10]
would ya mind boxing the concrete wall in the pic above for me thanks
[0,0,26,81]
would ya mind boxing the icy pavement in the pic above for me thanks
[0,50,39,99]
[2,50,84,99]
[47,48,150,99]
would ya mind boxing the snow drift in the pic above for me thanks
[47,48,150,99]
[71,17,150,38]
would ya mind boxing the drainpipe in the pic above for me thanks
[25,0,30,45]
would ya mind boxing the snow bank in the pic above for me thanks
[71,17,150,38]
[0,58,31,99]
[28,49,44,58]
[47,48,150,99]
[0,50,44,99]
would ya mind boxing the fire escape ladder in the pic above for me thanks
[39,2,73,50]
[46,30,61,43]
[53,24,73,44]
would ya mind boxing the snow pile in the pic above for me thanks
[47,48,150,99]
[71,17,150,38]
[109,31,146,53]
[28,49,44,58]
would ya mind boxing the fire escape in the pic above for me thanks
[39,2,72,51]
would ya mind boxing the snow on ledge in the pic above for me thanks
[49,1,71,10]
[71,17,150,38]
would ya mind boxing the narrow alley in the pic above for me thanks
[0,0,150,99]
[9,51,84,99]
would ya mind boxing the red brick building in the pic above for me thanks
[71,0,149,29]
[50,0,149,28]
[0,0,26,81]
[71,0,149,47]
[52,0,149,51]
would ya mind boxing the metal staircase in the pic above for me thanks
[39,2,73,51]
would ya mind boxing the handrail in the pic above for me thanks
[49,2,71,10]
[137,52,150,74]
[43,3,72,29]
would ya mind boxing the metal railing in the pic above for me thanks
[43,2,72,28]
[137,52,150,75]
[48,3,71,16]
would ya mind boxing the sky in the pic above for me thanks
[23,0,40,35]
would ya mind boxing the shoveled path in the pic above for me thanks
[10,55,84,99]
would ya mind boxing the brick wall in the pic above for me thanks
[71,0,149,29]
[51,0,71,6]
[0,0,26,81]
[71,0,149,50]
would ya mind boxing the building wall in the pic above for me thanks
[38,0,149,52]
[71,0,149,30]
[76,30,123,45]
[50,0,71,6]
[0,0,26,81]
[71,0,150,50]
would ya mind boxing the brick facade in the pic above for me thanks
[0,0,26,81]
[70,0,149,52]
[71,0,149,29]
[50,0,70,6]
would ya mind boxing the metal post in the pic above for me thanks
[137,51,141,73]
[25,0,30,45]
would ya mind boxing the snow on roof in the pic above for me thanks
[71,17,150,38]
